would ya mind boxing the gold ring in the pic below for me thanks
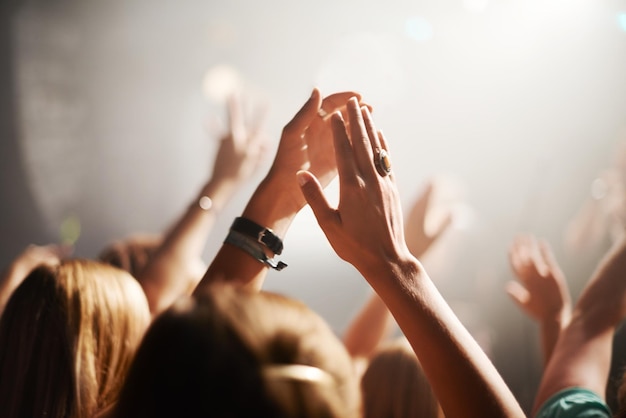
[375,148,392,176]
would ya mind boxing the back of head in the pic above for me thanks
[361,338,442,418]
[114,285,360,418]
[98,234,163,277]
[0,259,150,418]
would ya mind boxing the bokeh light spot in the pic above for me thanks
[202,64,242,102]
[60,215,81,246]
[619,13,626,32]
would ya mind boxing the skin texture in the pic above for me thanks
[343,180,453,363]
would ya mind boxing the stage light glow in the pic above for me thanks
[619,13,626,32]
[405,16,434,42]
[202,64,242,102]
[463,0,489,13]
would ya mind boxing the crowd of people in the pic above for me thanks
[0,88,625,418]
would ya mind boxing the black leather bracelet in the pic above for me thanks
[230,217,284,255]
[224,230,287,271]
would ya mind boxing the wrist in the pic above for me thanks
[241,177,301,239]
[199,178,240,212]
[360,251,424,294]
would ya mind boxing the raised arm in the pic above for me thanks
[194,89,366,292]
[343,180,453,361]
[506,234,572,366]
[137,95,269,315]
[297,98,524,418]
[532,235,626,416]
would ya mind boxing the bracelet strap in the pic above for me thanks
[224,230,287,271]
[231,217,284,255]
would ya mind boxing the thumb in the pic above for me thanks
[505,281,529,309]
[297,171,335,228]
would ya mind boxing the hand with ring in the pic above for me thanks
[297,97,411,277]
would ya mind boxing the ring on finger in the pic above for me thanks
[375,148,392,176]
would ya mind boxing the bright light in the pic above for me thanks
[619,12,626,32]
[405,16,434,42]
[202,64,242,102]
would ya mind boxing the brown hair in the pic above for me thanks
[114,285,360,417]
[0,259,150,418]
[361,338,443,418]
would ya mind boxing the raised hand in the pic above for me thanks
[296,98,411,276]
[507,235,571,323]
[506,235,571,364]
[210,94,269,185]
[405,181,453,258]
[264,89,366,218]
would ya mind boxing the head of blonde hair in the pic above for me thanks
[0,259,150,418]
[114,285,360,418]
[361,338,443,418]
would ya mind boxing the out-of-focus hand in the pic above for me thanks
[297,97,413,277]
[7,244,71,277]
[264,88,368,215]
[506,235,571,323]
[210,94,270,184]
[404,181,453,258]
[1,243,72,312]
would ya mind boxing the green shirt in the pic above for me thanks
[535,388,612,418]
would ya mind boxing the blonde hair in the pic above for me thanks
[362,338,443,418]
[0,259,150,418]
[114,285,360,417]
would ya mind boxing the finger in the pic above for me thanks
[537,239,565,281]
[283,88,322,138]
[347,98,376,178]
[248,102,270,148]
[505,281,530,307]
[377,130,395,180]
[297,170,337,229]
[331,112,358,182]
[319,91,362,117]
[362,106,382,154]
[413,181,435,227]
[227,94,246,149]
[528,236,549,277]
[431,211,453,243]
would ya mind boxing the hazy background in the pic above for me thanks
[2,0,626,412]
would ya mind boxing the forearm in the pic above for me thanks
[138,177,240,314]
[195,177,300,292]
[366,257,525,418]
[532,314,613,415]
[343,292,394,359]
[538,313,569,367]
